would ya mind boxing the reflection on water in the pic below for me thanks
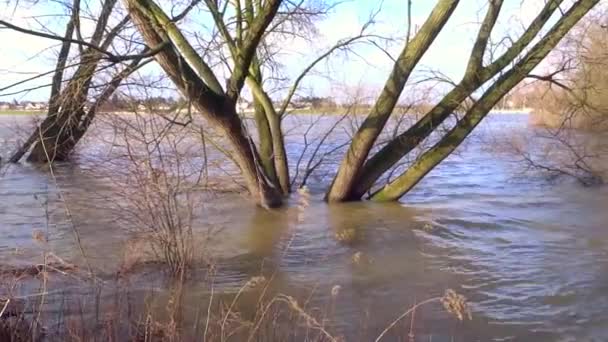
[1,114,608,340]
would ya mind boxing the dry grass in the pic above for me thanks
[0,272,472,342]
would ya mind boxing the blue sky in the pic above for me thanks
[0,0,560,102]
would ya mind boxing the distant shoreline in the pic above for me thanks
[490,108,531,114]
[0,108,531,116]
[0,110,46,115]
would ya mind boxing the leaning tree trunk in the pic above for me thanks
[12,54,142,163]
[25,52,146,162]
[25,54,99,162]
[13,65,93,163]
[26,110,86,162]
[10,0,120,163]
[370,0,598,201]
[349,0,565,199]
[53,57,148,158]
[8,0,77,163]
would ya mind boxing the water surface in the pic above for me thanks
[1,113,607,341]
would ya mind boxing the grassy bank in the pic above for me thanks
[0,110,45,116]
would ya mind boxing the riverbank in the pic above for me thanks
[261,107,531,116]
[0,108,531,117]
[0,110,45,115]
[490,108,531,114]
[529,108,608,130]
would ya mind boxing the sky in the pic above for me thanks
[0,0,574,103]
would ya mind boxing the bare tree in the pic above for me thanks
[529,6,608,130]
[1,0,600,207]
[2,0,166,163]
[328,0,600,201]
[124,0,601,205]
[501,6,608,185]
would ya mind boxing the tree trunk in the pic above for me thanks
[10,0,119,163]
[252,97,279,186]
[26,109,85,162]
[350,0,566,198]
[326,0,459,202]
[127,0,283,207]
[350,82,476,198]
[220,103,283,207]
[371,0,598,201]
[205,100,283,207]
[24,55,98,162]
[246,75,290,194]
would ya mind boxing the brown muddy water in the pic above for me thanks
[1,113,608,341]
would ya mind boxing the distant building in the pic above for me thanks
[23,102,46,110]
[292,96,337,110]
[237,99,252,112]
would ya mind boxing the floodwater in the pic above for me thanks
[1,113,608,341]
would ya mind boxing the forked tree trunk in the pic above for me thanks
[349,0,565,199]
[220,103,283,207]
[370,0,598,201]
[252,97,279,187]
[23,56,98,162]
[127,0,283,207]
[10,0,119,163]
[326,0,459,202]
[26,56,146,162]
[246,73,290,194]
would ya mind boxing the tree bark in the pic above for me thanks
[251,95,279,186]
[220,104,283,207]
[246,75,290,194]
[26,54,100,162]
